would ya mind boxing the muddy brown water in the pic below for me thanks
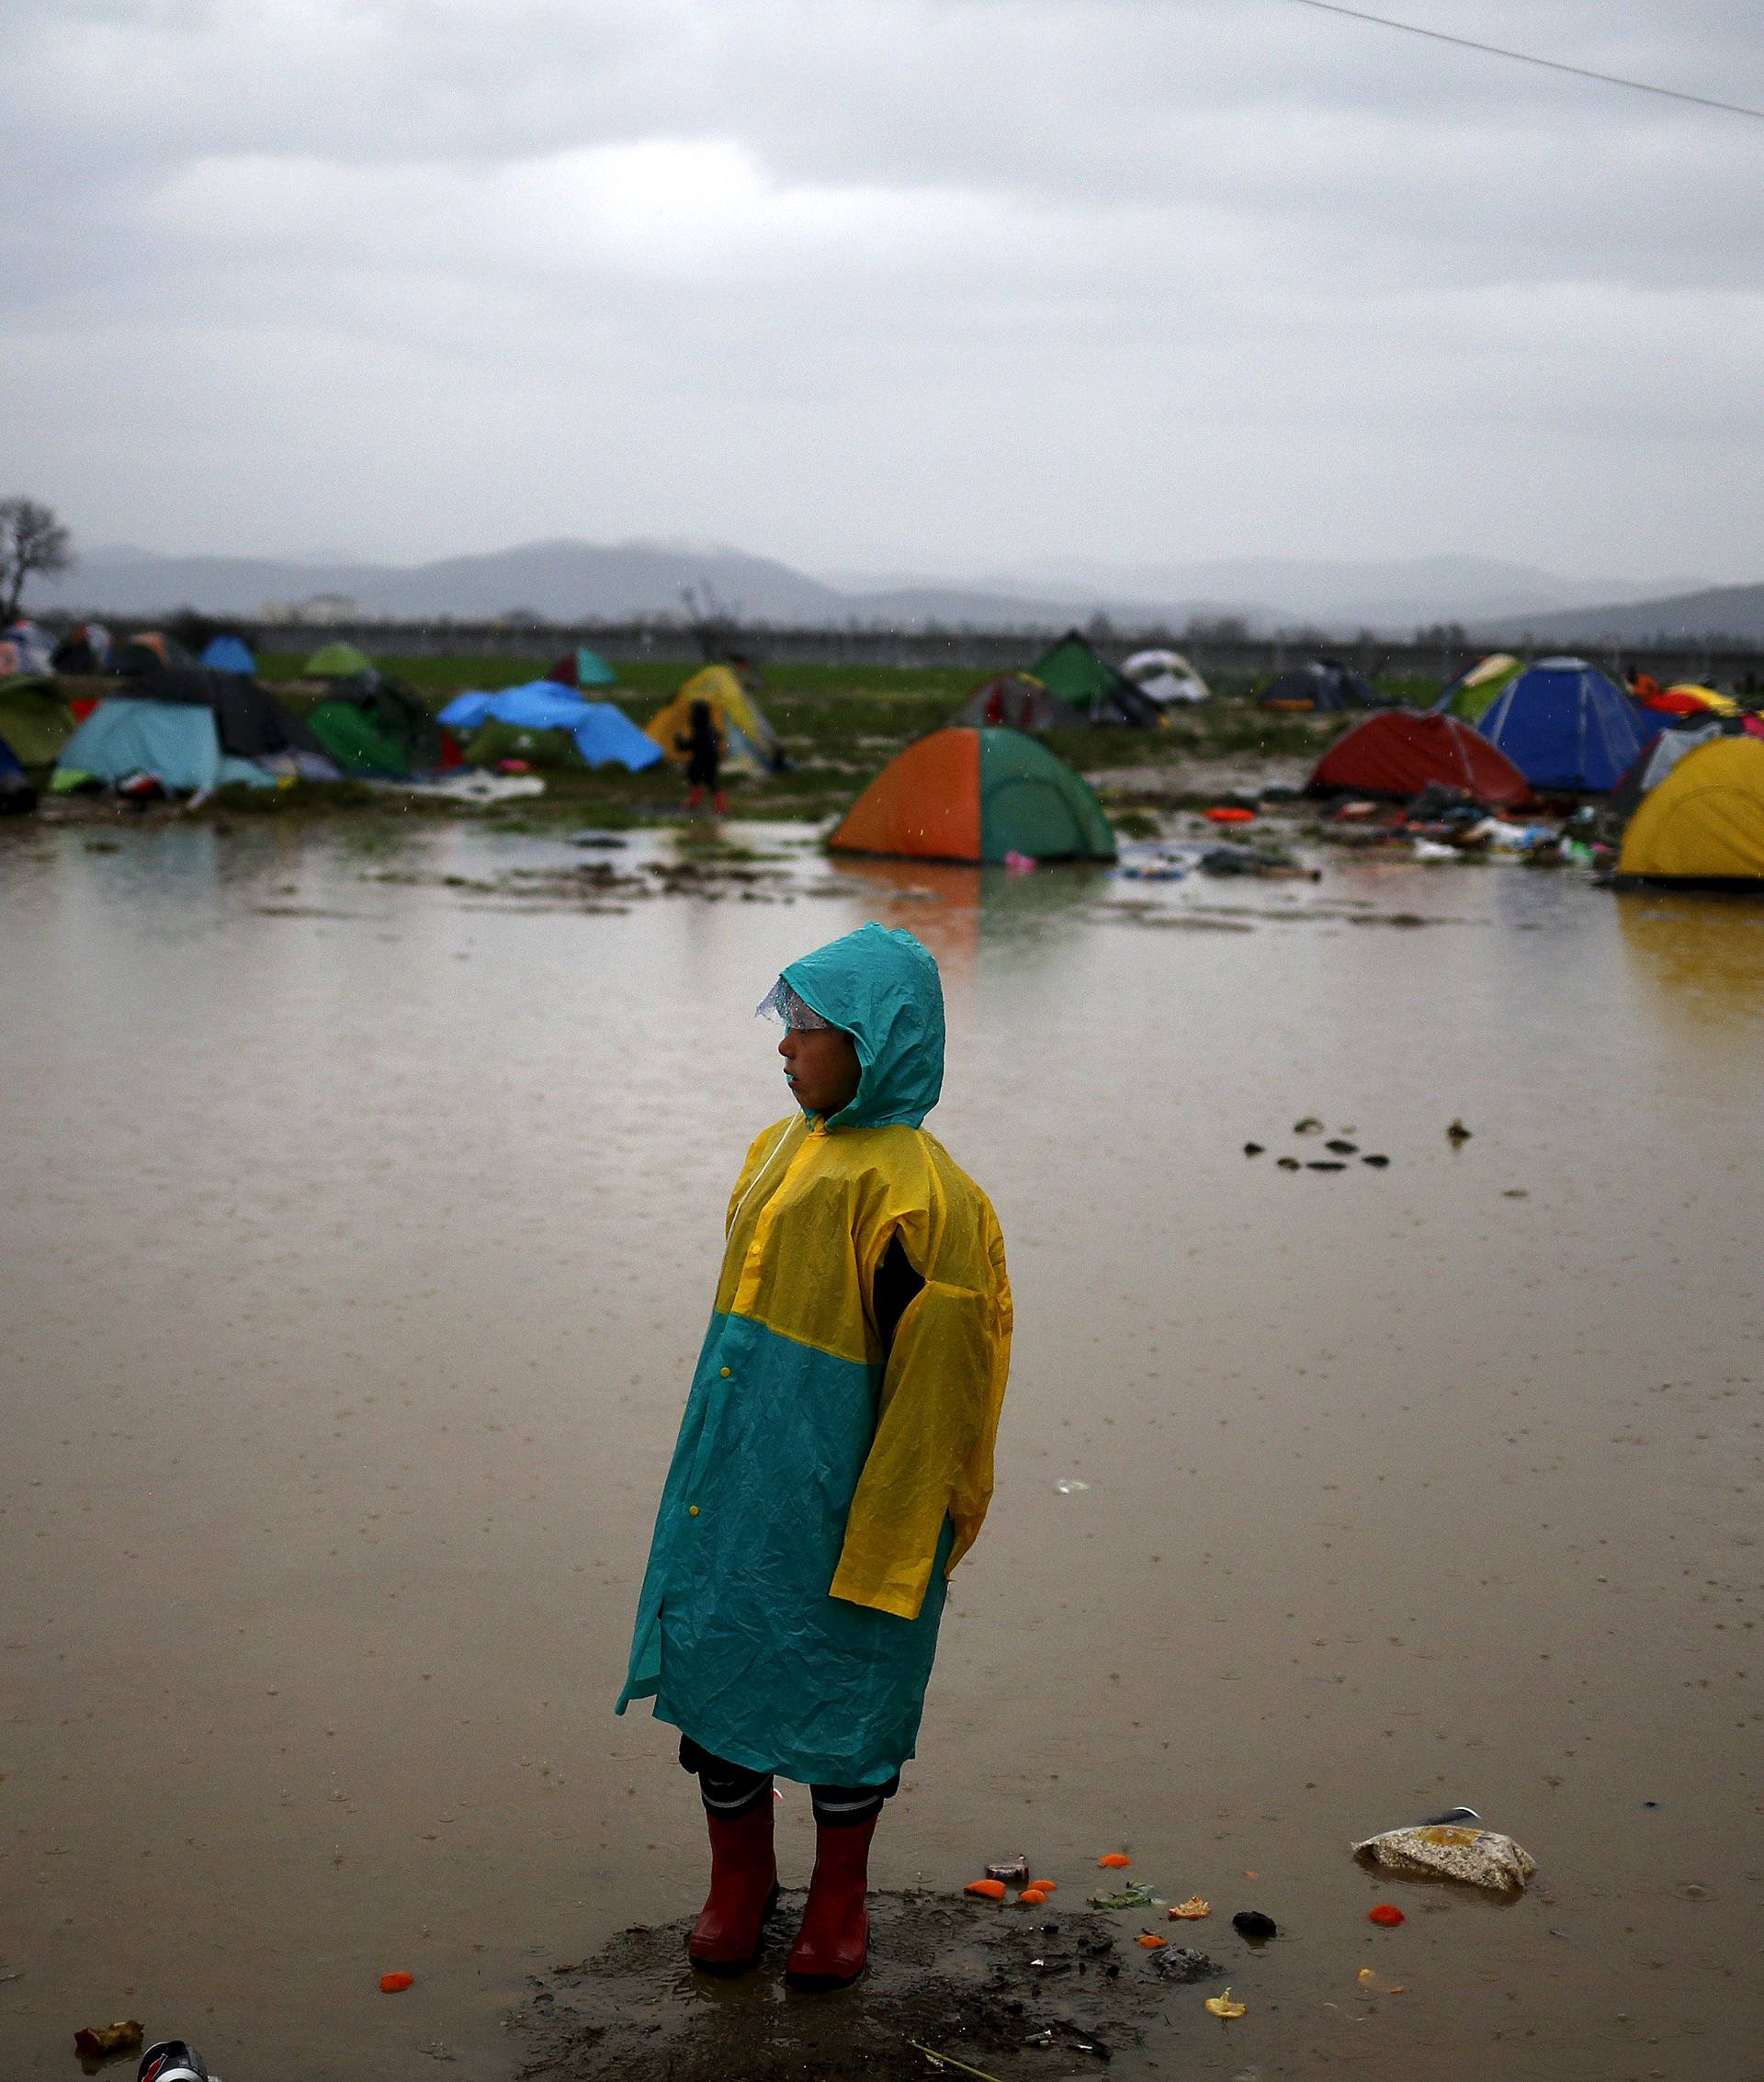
[3,815,1761,2082]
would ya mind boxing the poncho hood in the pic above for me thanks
[781,922,944,1130]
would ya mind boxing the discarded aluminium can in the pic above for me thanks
[985,1856,1030,1885]
[139,2044,215,2082]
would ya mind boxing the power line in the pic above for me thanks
[1286,0,1764,123]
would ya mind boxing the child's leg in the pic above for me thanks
[786,1773,899,1988]
[678,1737,778,1975]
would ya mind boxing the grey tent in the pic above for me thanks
[1258,659,1380,712]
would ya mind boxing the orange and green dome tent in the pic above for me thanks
[830,727,1115,864]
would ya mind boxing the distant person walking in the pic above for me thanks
[677,697,727,814]
[616,924,1012,1989]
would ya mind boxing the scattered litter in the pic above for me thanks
[1362,1154,1390,1168]
[1353,1824,1535,1893]
[74,2020,142,2059]
[909,2043,1006,2082]
[1150,1945,1222,1984]
[1230,1911,1277,1941]
[1324,1138,1358,1155]
[1168,1897,1212,1920]
[1367,1904,1405,1927]
[1137,1934,1167,1950]
[1276,1156,1301,1171]
[1003,851,1036,874]
[1306,1160,1346,1172]
[380,1971,415,1993]
[1097,1854,1133,1869]
[1203,1988,1248,2020]
[1028,1879,1057,1894]
[1503,1187,1529,1198]
[1090,1880,1158,1910]
[1294,1117,1324,1134]
[1357,1966,1408,1994]
[1019,1889,1048,1907]
[1054,1478,1091,1496]
[965,1879,1007,1901]
[985,1857,1029,1885]
[1412,837,1463,861]
[1243,1142,1264,1157]
[1447,1118,1473,1143]
[1204,806,1256,824]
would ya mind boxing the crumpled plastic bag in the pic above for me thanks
[1352,1823,1535,1893]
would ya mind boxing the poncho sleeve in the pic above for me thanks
[828,1189,1012,1622]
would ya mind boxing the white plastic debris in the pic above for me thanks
[1352,1823,1535,1893]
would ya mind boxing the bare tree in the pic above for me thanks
[0,498,74,621]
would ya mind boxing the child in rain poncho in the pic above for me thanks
[617,923,1012,1988]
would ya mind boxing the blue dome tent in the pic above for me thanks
[199,635,257,674]
[437,682,662,771]
[1475,657,1653,793]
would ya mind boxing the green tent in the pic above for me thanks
[1435,653,1524,723]
[1028,631,1163,726]
[304,675,438,777]
[304,641,374,679]
[830,725,1115,862]
[0,676,78,765]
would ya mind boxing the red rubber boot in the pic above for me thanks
[786,1815,876,1989]
[688,1800,779,1975]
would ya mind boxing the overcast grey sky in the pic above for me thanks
[6,0,1761,581]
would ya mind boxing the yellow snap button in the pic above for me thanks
[719,1366,731,1378]
[688,1505,700,1517]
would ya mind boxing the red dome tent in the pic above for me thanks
[1306,709,1532,808]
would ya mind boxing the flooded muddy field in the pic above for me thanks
[3,812,1761,2082]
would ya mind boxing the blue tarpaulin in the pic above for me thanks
[1476,658,1653,793]
[439,682,662,771]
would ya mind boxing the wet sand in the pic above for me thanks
[3,815,1761,2080]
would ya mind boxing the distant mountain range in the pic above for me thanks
[32,537,1746,640]
[1481,581,1764,646]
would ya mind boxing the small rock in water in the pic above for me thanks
[1362,1154,1390,1168]
[1231,1911,1277,1941]
[1152,1945,1223,1983]
[1243,1142,1265,1157]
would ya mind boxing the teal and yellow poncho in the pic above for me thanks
[617,924,1012,1785]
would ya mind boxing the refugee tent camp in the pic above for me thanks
[951,673,1084,731]
[1029,631,1163,726]
[1436,653,1524,722]
[1307,709,1531,807]
[1122,649,1211,704]
[115,632,198,673]
[1617,735,1764,883]
[1259,660,1379,711]
[199,635,257,674]
[303,641,375,680]
[830,727,1115,864]
[1475,657,1651,793]
[437,682,662,771]
[107,664,323,763]
[51,701,273,796]
[0,676,78,765]
[305,673,439,777]
[545,647,619,690]
[645,664,786,775]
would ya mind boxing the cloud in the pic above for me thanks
[3,0,1761,575]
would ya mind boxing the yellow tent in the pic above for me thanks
[1618,734,1764,881]
[644,665,782,777]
